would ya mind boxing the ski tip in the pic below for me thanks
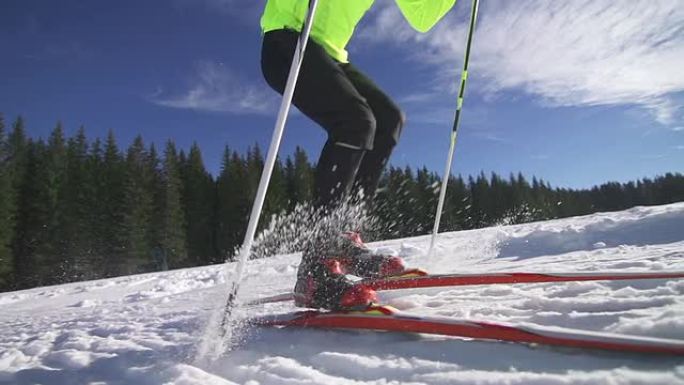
[302,304,399,315]
[387,268,429,280]
[346,304,398,316]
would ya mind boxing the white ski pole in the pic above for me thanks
[220,0,319,332]
[428,0,480,257]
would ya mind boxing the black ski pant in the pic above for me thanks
[261,29,404,209]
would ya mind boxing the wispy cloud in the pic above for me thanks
[531,154,550,160]
[150,61,276,115]
[640,153,667,160]
[471,130,508,143]
[360,0,684,124]
[399,92,442,105]
[673,127,684,132]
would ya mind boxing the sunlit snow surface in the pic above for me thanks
[2,204,684,384]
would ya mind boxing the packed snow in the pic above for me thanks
[1,203,684,384]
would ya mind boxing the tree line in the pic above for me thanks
[1,115,683,292]
[372,167,684,240]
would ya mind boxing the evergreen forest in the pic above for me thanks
[1,115,683,292]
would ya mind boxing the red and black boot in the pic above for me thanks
[336,231,408,278]
[293,258,377,310]
[294,232,411,310]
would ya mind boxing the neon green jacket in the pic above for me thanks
[261,0,456,63]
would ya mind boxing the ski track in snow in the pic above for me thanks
[1,203,684,384]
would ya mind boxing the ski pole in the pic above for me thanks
[428,0,480,257]
[220,0,319,333]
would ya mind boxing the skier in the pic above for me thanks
[260,0,457,310]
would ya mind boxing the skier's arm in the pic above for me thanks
[394,0,457,33]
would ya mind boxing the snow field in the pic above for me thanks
[1,203,683,384]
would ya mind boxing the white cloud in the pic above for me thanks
[531,154,550,160]
[640,153,668,160]
[151,61,276,115]
[360,0,684,124]
[399,92,441,105]
[472,130,508,143]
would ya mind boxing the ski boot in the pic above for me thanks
[293,268,377,311]
[334,231,407,278]
[293,232,409,310]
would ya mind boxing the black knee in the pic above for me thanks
[352,107,403,199]
[330,102,377,151]
[376,105,404,148]
[314,141,366,209]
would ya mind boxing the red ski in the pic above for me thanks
[252,305,684,355]
[246,270,684,305]
[363,270,684,291]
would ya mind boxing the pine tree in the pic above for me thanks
[27,123,69,285]
[0,115,16,289]
[59,127,93,280]
[487,172,505,222]
[7,117,32,288]
[146,143,169,270]
[157,141,187,268]
[414,167,438,234]
[285,146,314,208]
[215,147,234,260]
[506,173,538,222]
[216,148,250,259]
[181,142,216,266]
[470,172,491,227]
[7,117,29,195]
[80,137,105,278]
[374,166,419,239]
[638,177,656,206]
[529,176,551,221]
[18,137,54,286]
[96,131,128,277]
[122,135,156,273]
[13,138,47,287]
[243,143,290,234]
[246,144,264,202]
[264,155,288,223]
[443,174,470,231]
[658,173,684,204]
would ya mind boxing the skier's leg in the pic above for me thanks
[314,141,365,208]
[261,30,377,208]
[262,30,380,309]
[341,63,405,200]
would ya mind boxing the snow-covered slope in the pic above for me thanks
[2,203,684,384]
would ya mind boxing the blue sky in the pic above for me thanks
[1,0,682,188]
